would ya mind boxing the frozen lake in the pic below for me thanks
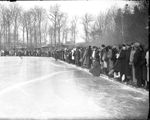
[0,57,149,119]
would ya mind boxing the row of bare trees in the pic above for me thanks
[0,3,80,50]
[0,1,149,50]
[0,3,47,50]
[0,3,69,50]
[48,5,68,46]
[21,6,46,49]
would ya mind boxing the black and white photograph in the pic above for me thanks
[0,0,149,120]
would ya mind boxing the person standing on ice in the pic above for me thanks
[82,46,92,69]
[118,44,128,82]
[82,47,89,68]
[89,56,101,77]
[133,42,142,87]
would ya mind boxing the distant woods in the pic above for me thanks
[87,1,149,47]
[0,1,149,50]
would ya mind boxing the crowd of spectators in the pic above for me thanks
[0,49,48,57]
[0,42,149,90]
[50,43,149,90]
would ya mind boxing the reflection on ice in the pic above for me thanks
[0,57,149,119]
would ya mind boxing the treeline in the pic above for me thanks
[0,1,149,50]
[87,1,149,47]
[0,3,48,49]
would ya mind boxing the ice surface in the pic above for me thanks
[0,57,149,119]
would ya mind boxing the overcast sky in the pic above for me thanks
[18,0,130,17]
[1,0,134,18]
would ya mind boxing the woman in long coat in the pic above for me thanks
[82,48,89,68]
[75,48,80,66]
[54,50,58,61]
[79,48,84,66]
[89,57,101,77]
[82,46,92,69]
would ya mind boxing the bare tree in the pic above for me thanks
[57,13,67,45]
[82,13,93,42]
[10,3,22,49]
[24,10,33,48]
[29,8,38,48]
[103,7,117,44]
[20,11,26,47]
[89,13,106,42]
[42,21,48,45]
[24,11,29,48]
[1,6,13,50]
[49,25,54,45]
[48,4,67,46]
[0,6,8,49]
[33,6,46,47]
[95,14,105,39]
[48,4,60,46]
[62,26,69,44]
[70,16,78,44]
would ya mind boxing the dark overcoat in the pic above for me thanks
[133,48,142,87]
[89,60,101,76]
[113,49,126,74]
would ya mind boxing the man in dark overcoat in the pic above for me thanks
[133,43,142,87]
[88,46,92,69]
[117,44,127,81]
